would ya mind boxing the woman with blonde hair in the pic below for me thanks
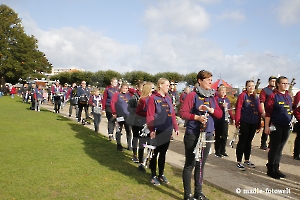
[146,78,179,185]
[134,82,153,172]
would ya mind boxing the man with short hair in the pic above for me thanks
[259,76,277,150]
[77,81,91,123]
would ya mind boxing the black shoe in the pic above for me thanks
[294,157,300,160]
[215,153,223,158]
[221,152,228,157]
[68,115,71,117]
[108,134,114,141]
[195,192,209,200]
[260,145,267,150]
[158,175,169,184]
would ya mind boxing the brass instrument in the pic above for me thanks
[229,128,240,148]
[255,78,261,93]
[288,78,296,95]
[142,142,156,168]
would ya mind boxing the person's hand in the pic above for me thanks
[112,114,117,118]
[199,105,214,114]
[150,131,156,139]
[194,115,208,123]
[264,126,270,135]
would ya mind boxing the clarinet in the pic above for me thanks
[223,100,229,123]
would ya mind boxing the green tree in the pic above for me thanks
[153,72,184,84]
[184,72,198,86]
[123,70,154,86]
[0,4,52,83]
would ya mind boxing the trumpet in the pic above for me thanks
[229,128,240,148]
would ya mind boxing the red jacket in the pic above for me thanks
[10,87,16,94]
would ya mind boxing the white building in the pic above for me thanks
[44,67,85,76]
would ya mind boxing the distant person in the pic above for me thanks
[259,76,277,150]
[10,85,16,98]
[89,89,102,132]
[264,76,293,179]
[111,82,132,151]
[66,83,79,118]
[235,80,261,171]
[51,80,63,113]
[77,81,91,123]
[214,85,234,157]
[34,85,43,111]
[102,77,119,140]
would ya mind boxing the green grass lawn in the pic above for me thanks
[0,96,242,200]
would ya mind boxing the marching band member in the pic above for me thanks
[180,70,222,200]
[89,89,102,132]
[293,90,300,160]
[127,82,144,162]
[30,83,37,110]
[66,83,79,118]
[214,85,234,157]
[61,83,69,110]
[51,80,63,113]
[146,78,179,186]
[235,80,261,171]
[264,76,293,179]
[180,86,190,105]
[77,81,91,123]
[134,82,153,172]
[102,77,119,140]
[111,82,132,151]
[34,85,43,112]
[259,76,277,150]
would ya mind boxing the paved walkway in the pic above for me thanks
[42,103,300,200]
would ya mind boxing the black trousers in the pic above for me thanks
[214,122,228,154]
[182,133,213,198]
[149,129,172,178]
[236,121,257,162]
[78,103,89,121]
[268,124,290,164]
[105,106,115,135]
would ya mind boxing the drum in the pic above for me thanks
[79,96,88,104]
[70,97,78,105]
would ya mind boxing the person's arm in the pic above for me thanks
[110,92,118,115]
[102,88,108,111]
[146,96,156,133]
[179,92,196,121]
[235,93,245,128]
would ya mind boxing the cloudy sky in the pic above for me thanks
[2,0,300,87]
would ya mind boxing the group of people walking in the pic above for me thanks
[17,71,299,200]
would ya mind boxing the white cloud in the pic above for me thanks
[277,0,300,25]
[144,0,210,35]
[216,10,246,21]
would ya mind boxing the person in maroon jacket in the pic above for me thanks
[180,86,190,104]
[214,85,235,157]
[180,70,222,200]
[259,76,277,150]
[111,82,132,151]
[293,91,300,160]
[89,89,102,132]
[134,82,153,172]
[235,80,261,171]
[102,78,119,140]
[146,78,179,186]
[265,76,293,179]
